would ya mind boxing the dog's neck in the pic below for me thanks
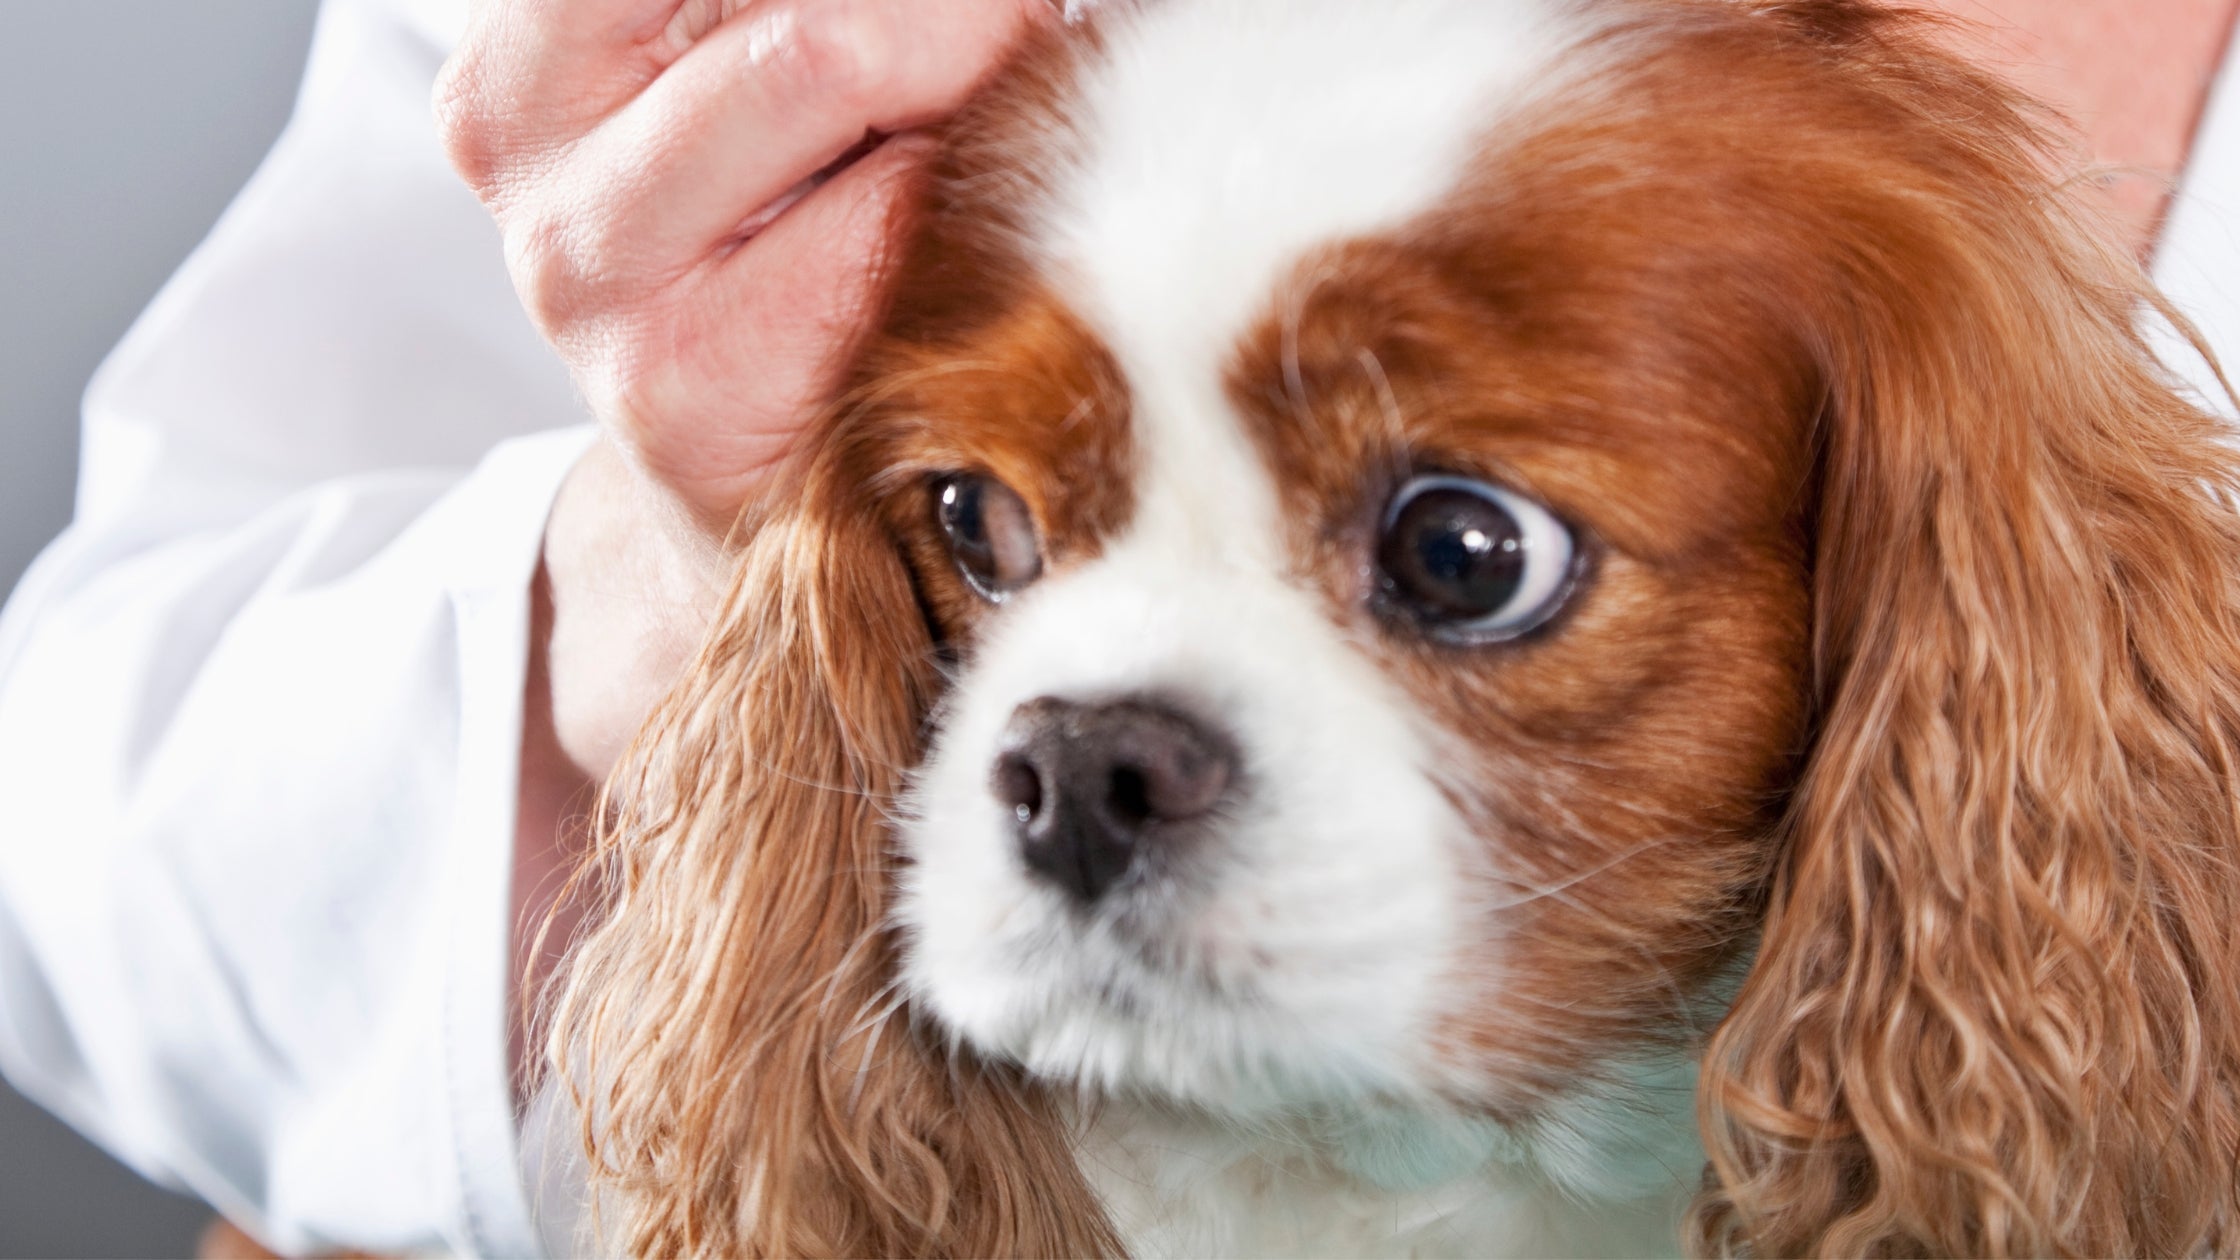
[1078,1056,1702,1258]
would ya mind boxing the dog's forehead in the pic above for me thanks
[1039,0,1577,375]
[879,0,1827,572]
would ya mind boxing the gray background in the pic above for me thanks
[1,2,322,1254]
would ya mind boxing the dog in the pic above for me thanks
[542,0,2240,1253]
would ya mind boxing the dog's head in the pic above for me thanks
[556,1,2240,1254]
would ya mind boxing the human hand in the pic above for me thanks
[437,0,1055,531]
[442,0,1054,781]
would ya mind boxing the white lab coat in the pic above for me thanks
[0,0,2234,1253]
[0,0,579,1252]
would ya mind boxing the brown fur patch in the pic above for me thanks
[853,288,1135,639]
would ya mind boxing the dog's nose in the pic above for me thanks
[991,696,1236,905]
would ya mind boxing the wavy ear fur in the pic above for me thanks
[1695,8,2240,1256]
[547,444,1118,1258]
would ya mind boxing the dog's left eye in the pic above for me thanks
[1375,474,1578,642]
[934,474,1043,601]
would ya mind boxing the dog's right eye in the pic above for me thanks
[934,474,1043,601]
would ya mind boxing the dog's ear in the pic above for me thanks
[1691,36,2240,1257]
[548,448,1118,1258]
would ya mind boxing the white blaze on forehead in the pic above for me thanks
[1038,0,1577,556]
[1048,0,1572,364]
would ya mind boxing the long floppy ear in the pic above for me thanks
[547,446,1119,1258]
[1693,22,2240,1259]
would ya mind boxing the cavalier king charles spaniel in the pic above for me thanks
[543,0,2240,1253]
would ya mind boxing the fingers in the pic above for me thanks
[471,0,1049,341]
[569,0,1048,285]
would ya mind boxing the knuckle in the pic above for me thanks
[774,1,898,114]
[505,204,663,348]
[432,49,506,188]
[505,211,593,331]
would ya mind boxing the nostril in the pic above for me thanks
[992,752,1044,825]
[1120,725,1232,824]
[1107,764,1153,826]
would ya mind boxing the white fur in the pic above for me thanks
[1050,0,1576,375]
[895,1,1696,1253]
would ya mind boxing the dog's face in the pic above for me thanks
[564,3,2240,1254]
[864,0,1820,1117]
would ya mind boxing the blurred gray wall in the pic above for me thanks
[0,2,321,1254]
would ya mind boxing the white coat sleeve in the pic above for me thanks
[0,0,590,1253]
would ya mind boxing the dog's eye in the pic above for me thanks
[1375,475,1578,642]
[934,474,1043,601]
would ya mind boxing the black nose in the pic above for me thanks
[991,696,1237,905]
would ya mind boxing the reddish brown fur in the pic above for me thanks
[1650,6,2240,1254]
[555,1,2240,1255]
[546,438,1123,1257]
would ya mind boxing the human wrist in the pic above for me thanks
[540,434,735,783]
